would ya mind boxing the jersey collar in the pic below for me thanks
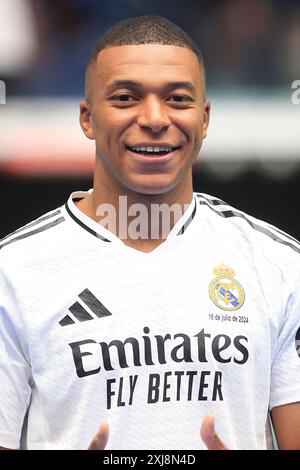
[65,189,197,244]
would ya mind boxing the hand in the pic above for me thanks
[88,421,109,450]
[87,414,228,450]
[200,413,228,450]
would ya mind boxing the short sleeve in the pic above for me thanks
[0,269,32,449]
[269,284,300,410]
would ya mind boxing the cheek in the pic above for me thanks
[93,109,131,144]
[173,110,204,142]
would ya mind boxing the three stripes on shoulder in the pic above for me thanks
[0,209,65,250]
[196,193,300,255]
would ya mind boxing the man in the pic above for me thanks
[1,15,300,450]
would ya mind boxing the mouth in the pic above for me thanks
[126,144,181,157]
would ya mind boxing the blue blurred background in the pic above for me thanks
[0,0,299,238]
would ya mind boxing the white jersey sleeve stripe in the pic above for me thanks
[0,217,65,250]
[196,194,227,206]
[0,209,62,245]
[264,222,300,246]
[196,194,300,255]
[197,193,300,247]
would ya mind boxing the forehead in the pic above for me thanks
[95,44,203,88]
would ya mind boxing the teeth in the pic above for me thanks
[130,146,174,152]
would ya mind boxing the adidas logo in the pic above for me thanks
[59,288,112,326]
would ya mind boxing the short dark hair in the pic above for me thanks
[85,15,204,97]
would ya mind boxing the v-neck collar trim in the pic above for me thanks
[65,189,197,245]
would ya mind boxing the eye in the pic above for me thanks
[168,95,193,103]
[112,94,137,102]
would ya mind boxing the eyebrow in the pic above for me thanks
[106,80,197,95]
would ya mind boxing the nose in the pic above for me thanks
[137,96,171,133]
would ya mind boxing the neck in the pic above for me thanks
[77,166,193,252]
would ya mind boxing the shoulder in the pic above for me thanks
[0,206,67,274]
[194,192,300,281]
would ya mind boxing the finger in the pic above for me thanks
[200,413,228,450]
[88,421,109,450]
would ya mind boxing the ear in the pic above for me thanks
[202,100,211,139]
[79,100,95,140]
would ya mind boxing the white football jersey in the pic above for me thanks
[0,190,300,450]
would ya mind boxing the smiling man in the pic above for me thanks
[78,28,210,252]
[1,16,300,451]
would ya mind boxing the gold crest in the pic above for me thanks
[209,263,245,311]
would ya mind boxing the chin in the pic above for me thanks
[125,177,181,196]
[135,187,171,196]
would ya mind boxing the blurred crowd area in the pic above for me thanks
[1,0,300,96]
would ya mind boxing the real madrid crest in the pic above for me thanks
[209,263,245,311]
